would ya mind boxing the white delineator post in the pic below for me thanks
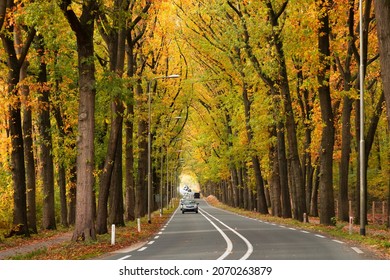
[111,224,115,245]
[349,217,353,235]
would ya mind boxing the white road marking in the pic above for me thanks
[118,255,131,260]
[332,239,344,244]
[279,225,286,228]
[137,247,147,252]
[198,210,233,260]
[289,227,297,231]
[200,209,253,260]
[147,241,155,245]
[351,247,364,254]
[154,235,160,239]
[315,234,326,238]
[300,230,309,233]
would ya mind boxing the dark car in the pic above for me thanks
[181,200,199,214]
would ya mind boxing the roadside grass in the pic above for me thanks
[9,248,48,260]
[205,196,390,259]
[0,226,70,251]
[2,207,176,260]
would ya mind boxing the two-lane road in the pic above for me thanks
[104,200,377,260]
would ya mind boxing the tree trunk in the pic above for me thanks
[125,115,135,221]
[277,123,292,218]
[60,0,98,241]
[108,128,125,226]
[374,1,390,230]
[339,96,353,222]
[374,0,390,135]
[310,165,320,217]
[231,167,239,208]
[269,126,281,217]
[295,59,314,219]
[317,0,335,225]
[96,101,123,234]
[19,53,37,234]
[0,2,35,237]
[136,81,148,218]
[36,35,56,230]
[241,82,268,214]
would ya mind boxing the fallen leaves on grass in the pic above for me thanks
[22,214,170,260]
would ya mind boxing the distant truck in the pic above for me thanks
[194,192,200,199]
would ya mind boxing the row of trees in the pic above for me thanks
[0,0,186,240]
[176,0,390,228]
[1,0,389,242]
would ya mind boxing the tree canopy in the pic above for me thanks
[0,0,389,238]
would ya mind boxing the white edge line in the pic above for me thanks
[137,247,147,252]
[332,239,344,244]
[351,247,364,254]
[315,234,326,238]
[147,241,155,245]
[118,255,131,260]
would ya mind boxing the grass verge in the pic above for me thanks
[2,207,176,260]
[205,196,390,259]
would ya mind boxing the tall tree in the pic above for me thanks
[95,0,129,235]
[0,0,35,236]
[373,0,390,228]
[15,23,37,234]
[36,34,56,230]
[317,0,335,225]
[125,1,152,219]
[59,0,99,241]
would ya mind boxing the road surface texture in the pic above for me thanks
[103,200,377,260]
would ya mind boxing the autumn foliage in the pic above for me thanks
[0,0,389,244]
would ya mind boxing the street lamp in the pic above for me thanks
[359,0,366,236]
[147,74,180,224]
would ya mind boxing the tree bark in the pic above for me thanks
[15,25,37,234]
[60,0,98,241]
[374,1,390,228]
[36,35,56,230]
[374,0,390,130]
[0,1,35,237]
[317,0,335,225]
[242,82,268,214]
[108,128,125,226]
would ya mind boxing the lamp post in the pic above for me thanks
[359,0,366,236]
[147,74,180,224]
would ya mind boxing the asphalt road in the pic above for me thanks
[104,200,377,260]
